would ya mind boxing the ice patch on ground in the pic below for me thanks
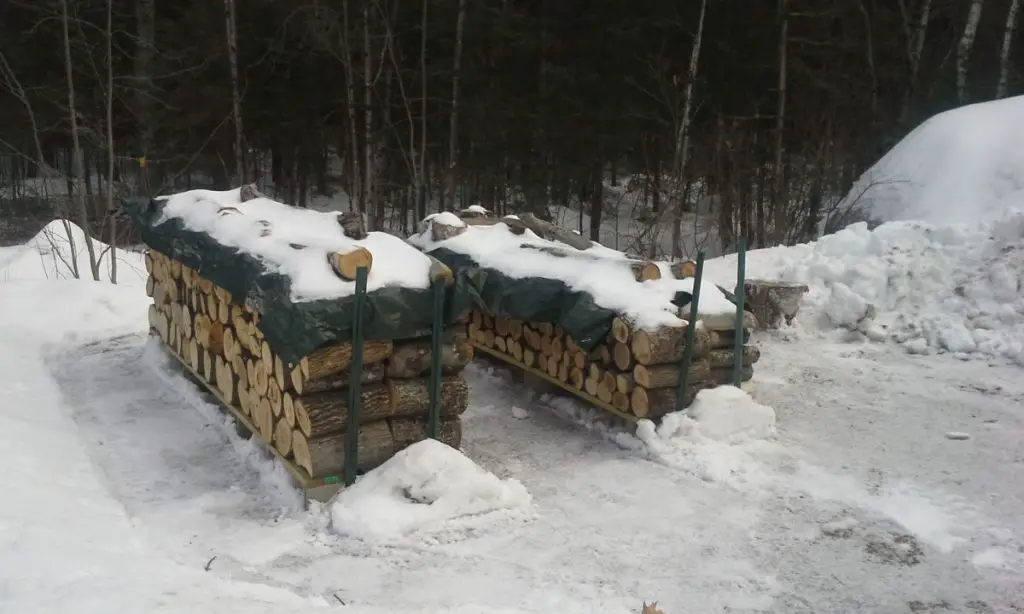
[792,462,972,554]
[329,439,535,543]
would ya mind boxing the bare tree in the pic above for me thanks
[134,0,156,195]
[445,0,468,211]
[772,0,789,246]
[419,0,428,216]
[363,3,375,224]
[897,0,932,124]
[997,0,1020,98]
[669,0,708,259]
[340,0,362,213]
[957,0,985,105]
[60,0,101,281]
[223,0,246,185]
[105,0,117,283]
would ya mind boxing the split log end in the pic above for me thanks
[327,247,374,281]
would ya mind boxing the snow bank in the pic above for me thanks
[0,219,146,284]
[705,214,1024,364]
[329,439,534,543]
[156,188,434,301]
[634,387,778,486]
[409,216,735,330]
[0,279,331,613]
[841,96,1024,226]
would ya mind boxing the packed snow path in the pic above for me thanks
[40,330,1024,613]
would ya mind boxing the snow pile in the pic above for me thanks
[409,215,735,330]
[329,439,534,543]
[156,188,434,301]
[633,387,778,485]
[0,219,146,284]
[706,214,1024,364]
[841,96,1024,226]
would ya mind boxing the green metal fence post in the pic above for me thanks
[732,239,747,387]
[344,266,369,487]
[426,280,446,439]
[676,251,705,414]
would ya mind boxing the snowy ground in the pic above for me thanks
[2,272,1022,612]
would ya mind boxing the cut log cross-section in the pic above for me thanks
[327,247,374,281]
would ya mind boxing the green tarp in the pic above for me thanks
[124,198,474,367]
[429,248,615,351]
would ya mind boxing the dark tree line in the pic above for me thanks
[1,0,1020,260]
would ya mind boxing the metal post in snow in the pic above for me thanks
[426,280,446,439]
[676,251,705,414]
[732,239,747,387]
[343,266,369,487]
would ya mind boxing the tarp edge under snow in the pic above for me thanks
[122,191,474,365]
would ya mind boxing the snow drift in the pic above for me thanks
[329,438,534,543]
[0,219,145,283]
[635,386,778,485]
[707,99,1024,364]
[707,216,1024,364]
[841,95,1024,226]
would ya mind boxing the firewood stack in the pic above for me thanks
[145,249,469,482]
[699,312,760,388]
[468,307,703,420]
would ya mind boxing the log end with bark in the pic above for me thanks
[327,247,374,281]
[337,212,368,240]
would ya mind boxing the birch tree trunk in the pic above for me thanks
[60,0,101,281]
[957,0,985,105]
[106,0,117,283]
[997,0,1020,98]
[898,0,932,126]
[669,0,708,260]
[445,0,467,211]
[223,0,246,185]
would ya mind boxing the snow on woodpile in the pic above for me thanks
[409,211,735,331]
[328,438,534,543]
[156,187,435,302]
[410,209,758,419]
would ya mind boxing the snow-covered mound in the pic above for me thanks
[409,213,735,330]
[841,96,1024,226]
[706,215,1024,364]
[0,219,145,284]
[329,439,534,543]
[156,188,435,301]
[634,387,777,485]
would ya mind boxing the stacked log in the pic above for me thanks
[469,308,720,420]
[145,249,469,482]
